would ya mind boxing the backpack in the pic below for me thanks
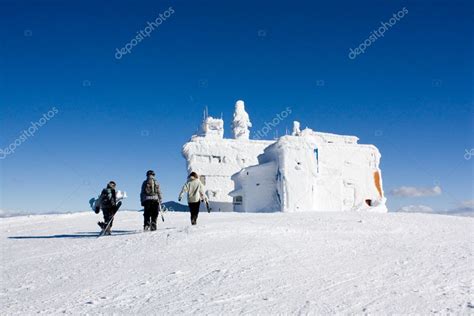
[99,188,115,208]
[145,179,158,196]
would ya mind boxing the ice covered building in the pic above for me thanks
[229,124,387,213]
[182,101,274,212]
[182,100,387,213]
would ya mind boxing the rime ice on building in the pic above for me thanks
[182,102,272,212]
[292,121,301,136]
[230,123,387,213]
[232,100,252,140]
[182,101,387,213]
[200,116,224,139]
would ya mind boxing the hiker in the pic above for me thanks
[140,170,162,231]
[178,172,207,225]
[97,181,120,235]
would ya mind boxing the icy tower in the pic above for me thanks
[201,116,224,139]
[232,100,252,140]
[292,121,301,136]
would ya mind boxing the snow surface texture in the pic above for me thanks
[231,125,387,213]
[1,211,473,314]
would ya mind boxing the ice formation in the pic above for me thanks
[182,102,272,211]
[292,121,301,136]
[183,101,387,213]
[200,116,224,139]
[232,100,252,140]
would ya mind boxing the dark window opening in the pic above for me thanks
[233,196,243,205]
[211,156,222,163]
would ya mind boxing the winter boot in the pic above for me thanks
[98,221,106,230]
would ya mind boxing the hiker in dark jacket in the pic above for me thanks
[179,172,207,225]
[97,181,118,235]
[140,170,163,231]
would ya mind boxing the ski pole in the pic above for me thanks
[159,204,165,222]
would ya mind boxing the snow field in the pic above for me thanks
[1,211,473,314]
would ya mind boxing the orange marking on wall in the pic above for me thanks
[373,171,383,198]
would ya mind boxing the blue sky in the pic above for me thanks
[0,0,472,215]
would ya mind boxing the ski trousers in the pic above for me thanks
[103,207,117,230]
[144,200,160,228]
[189,201,200,224]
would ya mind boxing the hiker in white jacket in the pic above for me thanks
[179,172,207,225]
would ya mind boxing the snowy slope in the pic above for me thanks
[1,211,473,314]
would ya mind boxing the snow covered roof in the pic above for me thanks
[301,128,359,144]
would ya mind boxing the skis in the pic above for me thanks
[205,200,211,213]
[98,216,115,237]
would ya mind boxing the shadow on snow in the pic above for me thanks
[8,230,138,239]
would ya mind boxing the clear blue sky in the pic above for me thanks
[1,0,472,214]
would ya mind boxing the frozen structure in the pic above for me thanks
[229,124,387,213]
[182,103,273,212]
[232,100,252,140]
[182,101,387,213]
[292,121,301,136]
[200,116,224,139]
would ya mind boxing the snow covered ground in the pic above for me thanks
[1,211,473,314]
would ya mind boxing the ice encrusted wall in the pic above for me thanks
[231,125,387,213]
[182,137,273,211]
[230,161,279,212]
[182,101,275,211]
[182,105,273,212]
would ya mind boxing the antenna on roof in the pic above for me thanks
[220,112,223,119]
